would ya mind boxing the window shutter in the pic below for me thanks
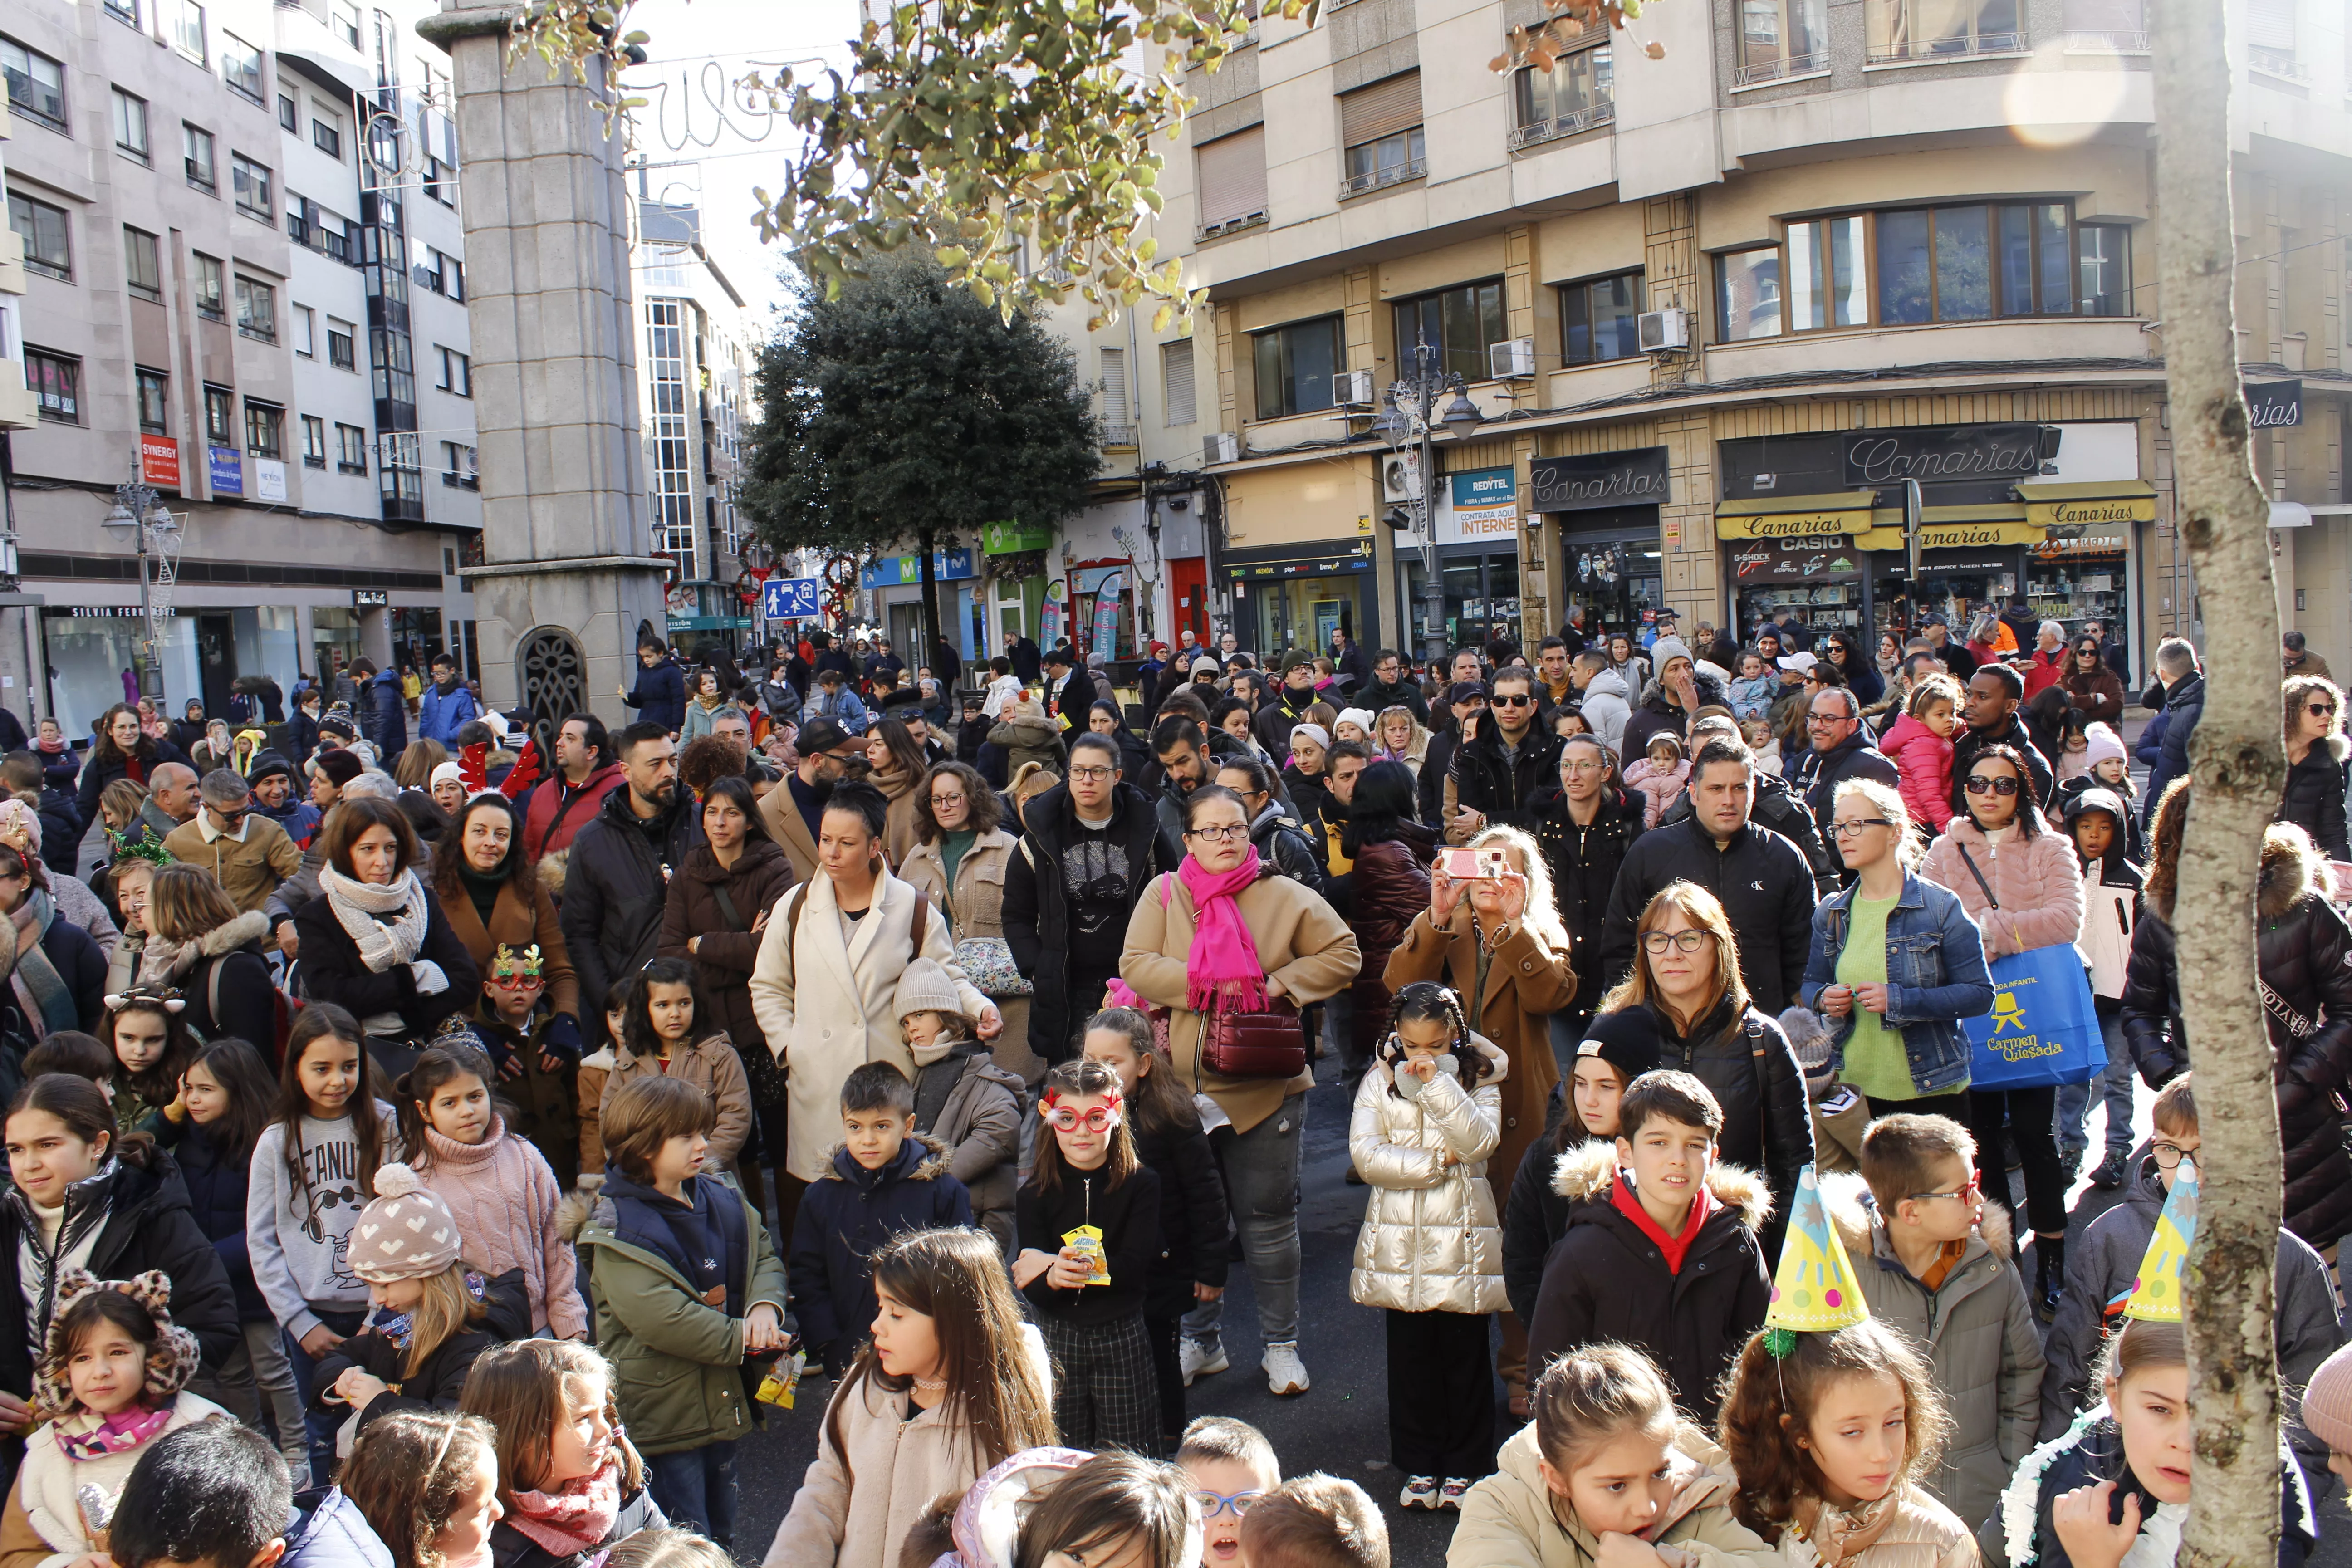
[1196,126,1268,227]
[1100,348,1129,425]
[1163,338,1197,426]
[1338,71,1423,148]
[2246,0,2293,48]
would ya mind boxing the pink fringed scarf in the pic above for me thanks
[1176,850,1267,1013]
[504,1459,623,1557]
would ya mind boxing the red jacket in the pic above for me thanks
[2022,648,2068,701]
[523,761,626,859]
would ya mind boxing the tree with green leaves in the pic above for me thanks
[740,255,1102,661]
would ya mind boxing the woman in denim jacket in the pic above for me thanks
[1799,777,1995,1125]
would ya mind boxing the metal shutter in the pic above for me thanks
[1100,348,1129,425]
[2246,0,2294,49]
[1338,70,1423,147]
[1196,126,1268,227]
[1163,338,1197,426]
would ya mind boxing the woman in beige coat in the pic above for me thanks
[1120,783,1359,1398]
[897,761,1036,1084]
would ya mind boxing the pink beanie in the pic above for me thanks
[2304,1341,2352,1454]
[347,1163,462,1282]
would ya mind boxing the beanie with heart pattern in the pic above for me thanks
[347,1162,462,1283]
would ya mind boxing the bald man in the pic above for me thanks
[140,762,200,843]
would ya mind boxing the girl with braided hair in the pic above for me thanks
[1348,980,1508,1511]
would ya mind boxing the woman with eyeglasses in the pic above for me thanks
[1801,779,1994,1126]
[2277,674,2349,860]
[899,761,1039,1084]
[1919,742,2083,1313]
[1121,784,1360,1400]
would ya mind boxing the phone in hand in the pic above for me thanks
[1438,848,1511,880]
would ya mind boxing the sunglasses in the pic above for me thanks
[2308,702,2338,719]
[1042,1104,1122,1133]
[1965,775,2021,796]
[1492,694,1534,708]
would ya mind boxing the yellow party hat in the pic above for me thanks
[1763,1165,1869,1355]
[2122,1156,2196,1322]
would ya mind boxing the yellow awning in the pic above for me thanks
[2015,479,2157,529]
[1852,504,2041,553]
[1714,491,1878,541]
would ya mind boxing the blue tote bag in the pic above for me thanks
[1953,844,2103,1090]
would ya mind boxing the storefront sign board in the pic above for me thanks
[1716,502,1875,540]
[2248,380,2301,428]
[983,521,1054,554]
[1840,424,2054,486]
[253,458,288,504]
[208,446,243,497]
[1851,519,2049,552]
[2015,480,2156,530]
[1439,468,1519,544]
[1530,448,1669,512]
[858,548,977,588]
[1729,539,1864,581]
[138,437,180,488]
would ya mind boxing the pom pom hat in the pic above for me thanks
[347,1163,463,1283]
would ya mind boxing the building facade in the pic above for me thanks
[2,0,479,736]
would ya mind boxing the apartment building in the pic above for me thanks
[1,0,479,736]
[1048,0,2352,680]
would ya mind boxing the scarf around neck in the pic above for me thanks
[135,930,200,990]
[320,866,428,973]
[5,890,74,1041]
[1176,850,1267,1013]
[56,1400,173,1462]
[1611,1171,1714,1275]
[507,1457,625,1556]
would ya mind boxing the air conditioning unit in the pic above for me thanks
[1489,337,1536,380]
[1331,369,1375,408]
[1204,431,1240,465]
[1638,308,1690,353]
[1379,450,1422,505]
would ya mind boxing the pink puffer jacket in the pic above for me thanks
[1919,817,2085,958]
[1880,712,1955,833]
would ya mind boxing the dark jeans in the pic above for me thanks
[645,1440,739,1548]
[1385,1308,1495,1480]
[281,1306,368,1488]
[1864,1090,1974,1122]
[1146,1308,1186,1450]
[1969,1086,2069,1236]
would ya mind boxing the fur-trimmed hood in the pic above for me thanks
[197,908,271,958]
[1820,1168,2014,1259]
[1548,1137,1774,1235]
[2258,820,2333,922]
[816,1132,953,1185]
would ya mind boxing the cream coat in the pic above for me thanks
[899,827,1035,1083]
[1774,1489,1979,1568]
[1348,1040,1508,1314]
[747,872,988,1181]
[761,1323,1053,1568]
[1447,1422,1781,1568]
[14,1392,234,1568]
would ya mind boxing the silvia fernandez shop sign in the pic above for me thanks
[1841,424,2057,486]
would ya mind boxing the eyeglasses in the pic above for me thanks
[1805,712,1850,727]
[1831,818,1894,837]
[1907,1173,1982,1204]
[928,793,967,808]
[1492,694,1534,708]
[1186,823,1250,843]
[1562,760,1607,775]
[1195,1490,1261,1520]
[490,972,545,989]
[1640,929,1713,954]
[1965,775,2021,797]
[2151,1140,2200,1169]
[1041,1104,1122,1133]
[1068,765,1117,781]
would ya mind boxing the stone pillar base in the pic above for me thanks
[462,556,669,732]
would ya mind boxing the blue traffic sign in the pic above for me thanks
[762,578,822,618]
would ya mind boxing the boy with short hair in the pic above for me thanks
[1237,1475,1390,1568]
[787,1060,974,1376]
[1524,1069,1771,1423]
[1828,1112,2044,1534]
[2039,1076,2341,1459]
[1178,1416,1282,1568]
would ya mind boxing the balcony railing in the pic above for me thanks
[1732,50,1829,85]
[1508,99,1615,150]
[2062,25,2146,49]
[1866,29,2025,63]
[2249,44,2305,77]
[1101,424,1139,449]
[1196,210,1268,244]
[1339,157,1425,199]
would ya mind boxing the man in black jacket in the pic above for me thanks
[1599,736,1818,1014]
[1329,628,1372,696]
[1786,687,1900,832]
[1357,647,1429,724]
[1252,656,1320,764]
[559,722,699,1028]
[1658,716,1841,900]
[1950,663,2056,816]
[1001,734,1164,1067]
[1448,667,1562,843]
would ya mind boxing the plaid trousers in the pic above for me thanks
[1038,1311,1164,1455]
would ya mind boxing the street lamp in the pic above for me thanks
[1380,336,1483,664]
[99,466,181,701]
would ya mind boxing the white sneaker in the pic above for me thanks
[1180,1338,1228,1387]
[1440,1478,1473,1511]
[1400,1476,1439,1510]
[1262,1341,1310,1396]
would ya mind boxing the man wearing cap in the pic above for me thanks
[164,768,302,914]
[1448,667,1563,844]
[1253,655,1321,765]
[247,753,322,851]
[1918,613,1978,680]
[757,717,872,884]
[1619,637,1729,760]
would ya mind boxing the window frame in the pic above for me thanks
[230,152,273,221]
[203,385,235,446]
[193,253,225,320]
[103,0,140,29]
[243,399,283,461]
[1558,270,1645,366]
[312,110,342,160]
[327,320,357,371]
[2077,222,2133,318]
[113,88,151,164]
[435,345,471,397]
[335,422,368,473]
[7,193,72,282]
[292,304,315,357]
[1,37,68,135]
[1250,313,1346,421]
[173,0,206,65]
[233,273,277,342]
[25,348,80,423]
[1510,40,1615,148]
[221,32,265,105]
[1342,125,1426,197]
[123,226,164,304]
[441,440,478,490]
[137,368,169,435]
[301,414,327,469]
[277,93,297,132]
[1735,0,1831,84]
[184,123,217,192]
[1390,276,1509,387]
[1865,0,2025,64]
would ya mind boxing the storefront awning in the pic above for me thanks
[1221,539,1374,578]
[2015,480,2158,529]
[1714,492,1877,541]
[1851,504,2040,553]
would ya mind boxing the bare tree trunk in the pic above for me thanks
[2152,1,2291,1565]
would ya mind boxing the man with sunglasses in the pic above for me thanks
[1949,663,2056,819]
[163,767,303,914]
[757,716,871,884]
[1446,669,1563,845]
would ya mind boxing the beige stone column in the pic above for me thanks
[418,3,667,729]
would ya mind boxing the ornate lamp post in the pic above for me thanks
[1374,335,1484,666]
[99,466,181,702]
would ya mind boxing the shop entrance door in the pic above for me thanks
[1558,508,1663,643]
[197,613,238,719]
[1169,558,1208,648]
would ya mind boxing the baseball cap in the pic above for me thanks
[1920,611,1950,628]
[1448,681,1490,705]
[797,718,861,756]
[1777,652,1818,675]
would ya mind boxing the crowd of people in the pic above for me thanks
[0,601,2338,1568]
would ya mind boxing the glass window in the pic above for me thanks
[313,112,341,160]
[1,38,66,133]
[232,154,273,220]
[1343,127,1425,195]
[292,305,314,356]
[436,346,470,396]
[26,350,80,422]
[1876,208,1930,323]
[124,228,163,303]
[1717,246,1783,340]
[194,254,225,319]
[1738,0,1829,81]
[333,0,359,47]
[113,89,150,162]
[302,415,327,467]
[1393,279,1507,385]
[1562,273,1643,364]
[184,124,216,191]
[278,93,296,131]
[137,369,168,434]
[222,34,264,103]
[1932,204,1990,319]
[203,386,234,444]
[1250,315,1344,419]
[1514,46,1612,139]
[2079,224,2132,316]
[244,401,282,459]
[1867,0,2023,61]
[234,274,276,341]
[173,0,206,64]
[328,321,357,369]
[441,441,478,489]
[1786,216,1867,330]
[7,193,71,281]
[337,422,367,472]
[104,0,139,28]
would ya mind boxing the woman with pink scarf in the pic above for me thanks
[1119,784,1359,1400]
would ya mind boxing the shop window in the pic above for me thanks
[1561,273,1643,364]
[204,386,234,446]
[244,400,283,460]
[184,124,216,191]
[2078,224,2132,316]
[302,415,327,468]
[1250,314,1343,420]
[1393,278,1506,386]
[137,369,168,434]
[1716,245,1783,340]
[194,254,225,319]
[1736,0,1829,83]
[1866,0,2023,63]
[234,274,276,341]
[124,228,163,304]
[1511,43,1612,148]
[113,89,150,163]
[2,38,67,134]
[1785,216,1867,330]
[26,349,80,423]
[7,193,71,282]
[221,33,265,105]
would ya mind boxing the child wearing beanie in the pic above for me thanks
[309,1163,531,1446]
[2300,1340,2352,1492]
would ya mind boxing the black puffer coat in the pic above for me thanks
[1597,816,1819,1014]
[1619,669,1732,760]
[1657,768,1842,899]
[1450,724,1565,837]
[2278,732,2350,861]
[559,781,701,1018]
[2123,827,2352,1247]
[1531,783,1641,989]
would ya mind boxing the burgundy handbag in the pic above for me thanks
[1201,993,1306,1080]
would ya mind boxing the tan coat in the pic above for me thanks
[1448,1423,1781,1568]
[1383,906,1576,1196]
[162,814,302,913]
[899,826,1036,1083]
[1348,1039,1508,1314]
[1773,1489,1979,1568]
[1119,868,1361,1134]
[757,776,823,885]
[601,1030,754,1168]
[761,1324,1053,1568]
[440,873,582,1021]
